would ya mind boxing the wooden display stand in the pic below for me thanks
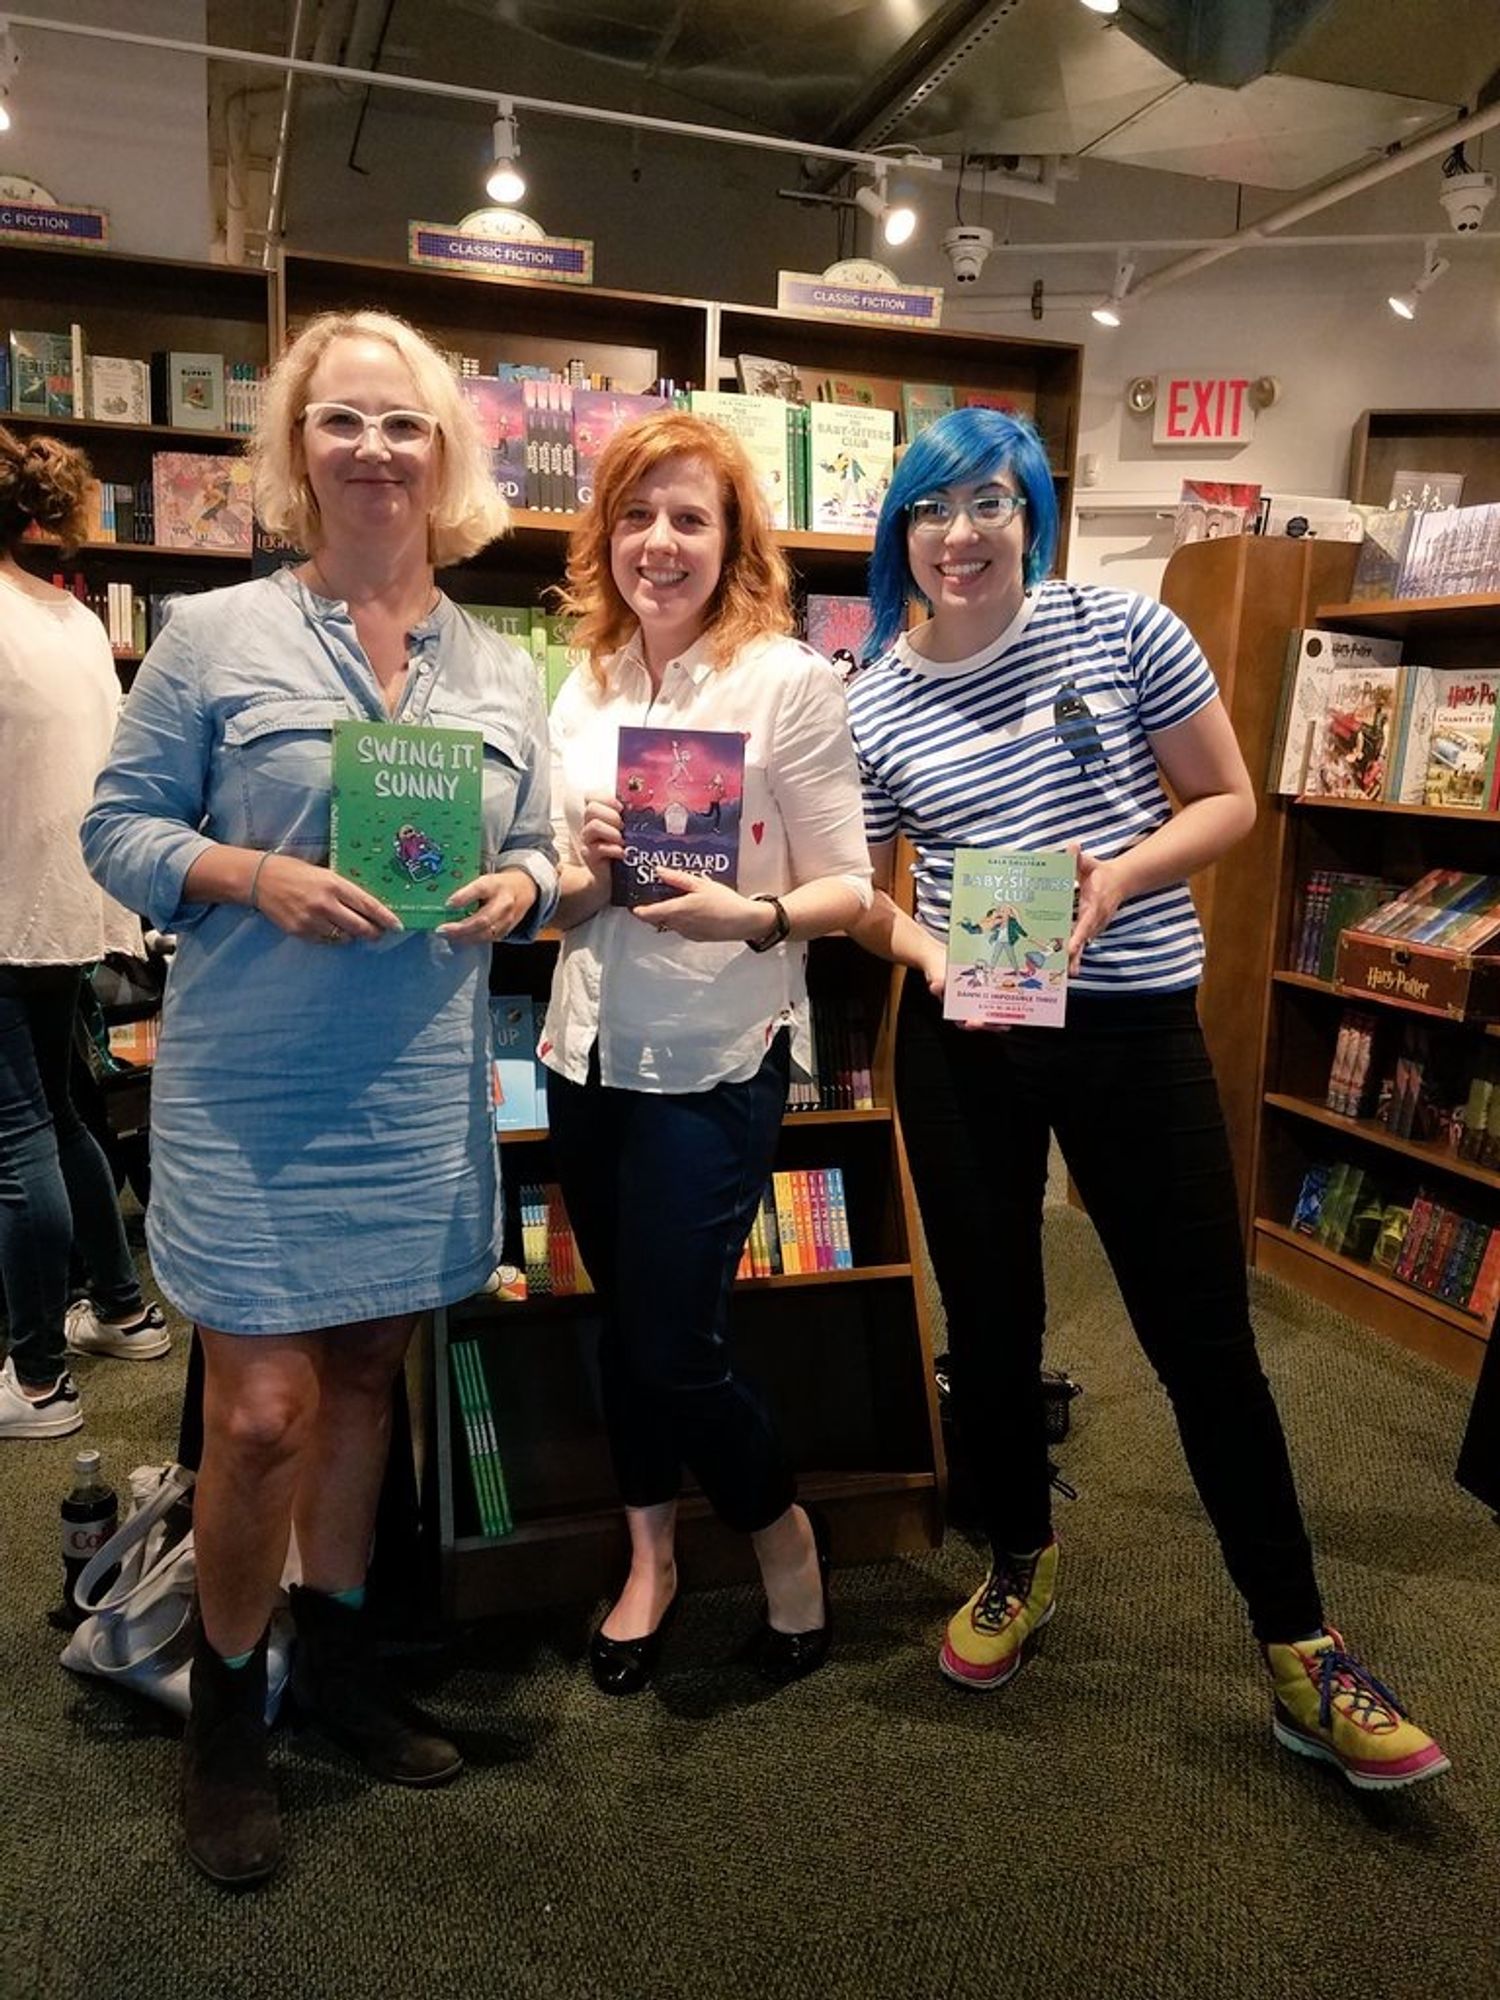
[5,238,1084,1612]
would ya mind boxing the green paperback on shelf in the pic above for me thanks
[329,720,483,928]
[450,1338,512,1537]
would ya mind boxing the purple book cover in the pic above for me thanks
[571,390,666,508]
[612,726,746,909]
[460,378,527,504]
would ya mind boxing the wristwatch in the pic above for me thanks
[745,893,791,953]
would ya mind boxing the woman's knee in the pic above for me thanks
[209,1383,315,1471]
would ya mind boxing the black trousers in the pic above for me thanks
[546,1033,796,1536]
[897,975,1324,1644]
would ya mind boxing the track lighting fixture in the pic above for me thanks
[1090,249,1134,326]
[0,19,19,134]
[854,166,918,248]
[1387,238,1449,319]
[484,98,525,207]
[1079,0,1121,15]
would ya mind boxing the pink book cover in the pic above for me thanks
[151,453,253,552]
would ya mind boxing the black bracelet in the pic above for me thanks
[745,893,791,953]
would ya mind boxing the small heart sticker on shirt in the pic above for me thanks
[751,822,765,844]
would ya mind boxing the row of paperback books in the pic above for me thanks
[44,571,199,658]
[449,1338,514,1538]
[105,1017,159,1066]
[4,328,265,432]
[735,1168,855,1278]
[1350,501,1500,603]
[731,352,1036,447]
[23,452,254,555]
[513,1183,592,1297]
[789,1001,876,1114]
[1290,871,1400,982]
[1268,628,1500,808]
[1346,869,1500,954]
[1290,1162,1500,1319]
[1322,1005,1498,1152]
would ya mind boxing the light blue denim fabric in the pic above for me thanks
[81,570,557,1334]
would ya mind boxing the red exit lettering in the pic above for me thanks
[1157,376,1253,443]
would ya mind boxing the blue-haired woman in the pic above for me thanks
[847,407,1447,1792]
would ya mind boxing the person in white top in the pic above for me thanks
[0,426,169,1445]
[542,409,873,1692]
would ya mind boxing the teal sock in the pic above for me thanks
[218,1649,254,1671]
[327,1584,365,1610]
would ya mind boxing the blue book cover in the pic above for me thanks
[488,995,541,1132]
[612,726,746,910]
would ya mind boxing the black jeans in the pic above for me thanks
[546,1033,796,1536]
[0,965,141,1386]
[897,976,1323,1644]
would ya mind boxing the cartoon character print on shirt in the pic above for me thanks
[1053,681,1107,773]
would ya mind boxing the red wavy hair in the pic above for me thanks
[552,408,793,685]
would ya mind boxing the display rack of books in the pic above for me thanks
[427,928,943,1616]
[1250,583,1500,1383]
[1347,409,1500,513]
[3,242,273,675]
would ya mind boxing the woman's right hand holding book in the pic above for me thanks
[247,851,401,945]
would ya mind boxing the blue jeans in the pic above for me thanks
[0,965,141,1387]
[896,977,1323,1645]
[546,1033,796,1535]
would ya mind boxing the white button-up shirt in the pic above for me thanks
[540,629,873,1093]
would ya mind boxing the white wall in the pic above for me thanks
[0,2,211,259]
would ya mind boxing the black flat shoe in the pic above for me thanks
[589,1591,679,1697]
[751,1506,832,1687]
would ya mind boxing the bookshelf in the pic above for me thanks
[8,240,1085,1614]
[1348,410,1500,511]
[1248,594,1500,1384]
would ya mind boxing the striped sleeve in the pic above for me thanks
[1127,596,1220,735]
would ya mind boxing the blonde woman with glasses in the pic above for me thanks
[84,310,557,1886]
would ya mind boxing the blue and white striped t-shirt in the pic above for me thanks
[848,580,1220,995]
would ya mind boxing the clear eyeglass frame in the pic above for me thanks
[908,492,1027,535]
[301,401,441,449]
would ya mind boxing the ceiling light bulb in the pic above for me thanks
[1079,0,1121,13]
[883,201,917,247]
[485,102,525,207]
[1387,291,1417,320]
[0,95,10,135]
[854,171,919,249]
[1091,303,1123,327]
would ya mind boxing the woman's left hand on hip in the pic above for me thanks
[437,866,540,945]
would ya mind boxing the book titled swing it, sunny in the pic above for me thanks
[944,847,1076,1028]
[329,720,484,928]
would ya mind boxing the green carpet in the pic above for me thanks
[2,1204,1496,2000]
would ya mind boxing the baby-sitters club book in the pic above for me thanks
[944,847,1076,1028]
[330,720,484,928]
[611,726,746,910]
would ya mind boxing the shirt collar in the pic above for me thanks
[618,625,720,690]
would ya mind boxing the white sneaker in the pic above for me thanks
[0,1356,84,1439]
[64,1299,171,1361]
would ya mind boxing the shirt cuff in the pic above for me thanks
[497,850,560,938]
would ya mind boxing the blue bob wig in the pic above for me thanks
[865,407,1059,656]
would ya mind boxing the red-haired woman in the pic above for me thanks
[541,410,873,1693]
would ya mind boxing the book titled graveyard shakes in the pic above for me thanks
[611,725,745,910]
[330,720,484,928]
[944,847,1076,1028]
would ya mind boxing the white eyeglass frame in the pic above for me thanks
[301,401,442,449]
[908,491,1027,535]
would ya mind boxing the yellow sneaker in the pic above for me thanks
[1266,1628,1451,1791]
[939,1540,1058,1690]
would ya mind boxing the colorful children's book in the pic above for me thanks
[488,995,543,1133]
[1268,629,1403,795]
[1172,480,1262,550]
[8,329,73,416]
[329,720,484,928]
[1302,651,1405,801]
[151,350,225,430]
[803,593,872,673]
[688,391,792,530]
[944,847,1076,1028]
[900,382,955,443]
[1400,666,1500,810]
[612,725,745,909]
[151,452,254,552]
[87,355,151,424]
[1350,507,1417,601]
[460,378,528,504]
[734,354,805,401]
[571,389,666,508]
[806,404,895,535]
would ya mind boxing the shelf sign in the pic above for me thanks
[408,222,594,286]
[1152,375,1255,446]
[0,199,108,248]
[777,270,943,329]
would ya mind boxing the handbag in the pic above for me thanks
[59,1463,293,1722]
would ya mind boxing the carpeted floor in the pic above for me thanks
[2,1202,1496,2000]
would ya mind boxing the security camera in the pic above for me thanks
[943,224,994,285]
[1439,169,1495,232]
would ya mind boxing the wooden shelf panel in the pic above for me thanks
[1254,1219,1486,1379]
[25,540,249,562]
[1315,594,1500,642]
[0,411,253,446]
[490,508,885,561]
[1264,1090,1500,1192]
[454,1263,914,1320]
[1271,969,1500,1037]
[498,1107,892,1146]
[1290,793,1500,824]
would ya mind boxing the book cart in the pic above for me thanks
[6,239,1084,1613]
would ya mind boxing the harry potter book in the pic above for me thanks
[944,847,1076,1028]
[612,725,745,910]
[329,720,484,928]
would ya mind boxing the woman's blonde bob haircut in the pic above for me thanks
[249,309,508,567]
[554,408,793,684]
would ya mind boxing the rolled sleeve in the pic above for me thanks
[494,664,559,939]
[81,616,218,933]
[769,656,874,910]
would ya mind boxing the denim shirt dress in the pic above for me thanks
[82,570,558,1335]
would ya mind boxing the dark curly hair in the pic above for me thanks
[0,424,94,555]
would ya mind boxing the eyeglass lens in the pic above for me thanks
[305,403,438,446]
[909,493,1024,532]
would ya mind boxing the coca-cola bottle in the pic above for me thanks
[57,1448,118,1629]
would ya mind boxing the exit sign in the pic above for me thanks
[1152,376,1255,445]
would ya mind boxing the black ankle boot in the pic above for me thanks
[181,1630,282,1887]
[288,1585,462,1787]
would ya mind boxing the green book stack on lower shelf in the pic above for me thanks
[450,1338,514,1538]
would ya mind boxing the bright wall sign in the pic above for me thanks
[0,198,108,248]
[777,270,944,329]
[408,223,594,285]
[1152,375,1255,445]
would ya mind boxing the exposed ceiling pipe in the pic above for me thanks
[1124,98,1500,307]
[263,0,311,267]
[224,84,252,266]
[310,0,355,70]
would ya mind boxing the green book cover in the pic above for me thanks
[944,847,1075,1028]
[329,720,483,928]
